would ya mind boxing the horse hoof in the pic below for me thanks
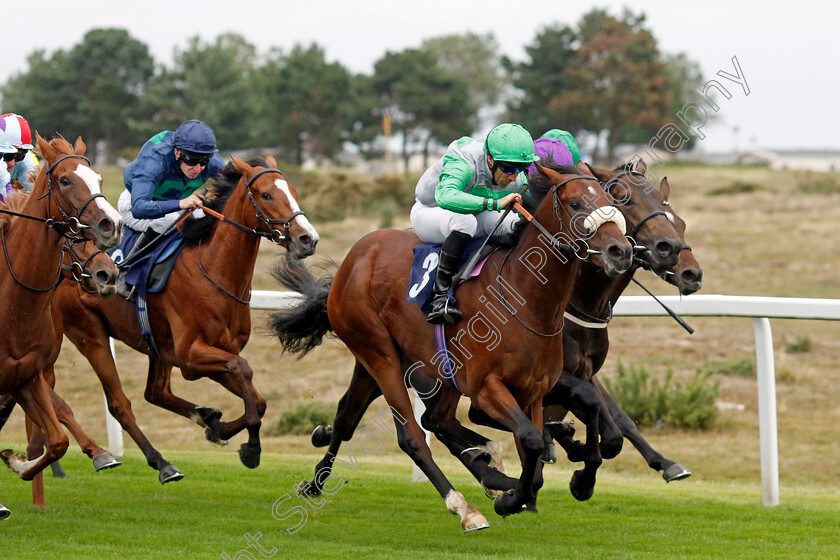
[239,443,261,469]
[195,406,223,428]
[0,504,9,520]
[1,449,26,474]
[569,470,595,502]
[205,428,229,447]
[493,489,521,517]
[462,511,490,532]
[159,465,185,484]
[523,498,538,514]
[93,453,122,471]
[311,425,333,448]
[663,463,692,482]
[541,443,557,464]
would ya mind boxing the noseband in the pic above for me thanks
[244,168,305,245]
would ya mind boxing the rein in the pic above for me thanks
[185,166,307,306]
[491,175,608,338]
[0,154,103,292]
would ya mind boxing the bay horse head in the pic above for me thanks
[230,155,319,259]
[531,164,634,277]
[35,133,123,250]
[658,177,703,295]
[581,159,682,275]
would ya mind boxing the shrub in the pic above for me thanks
[271,401,335,436]
[700,357,755,378]
[785,335,813,354]
[707,181,762,196]
[602,361,719,429]
[797,173,840,194]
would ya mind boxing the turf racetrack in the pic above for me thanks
[1,448,837,559]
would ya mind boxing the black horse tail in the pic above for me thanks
[267,255,334,358]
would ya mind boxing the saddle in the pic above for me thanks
[112,231,186,302]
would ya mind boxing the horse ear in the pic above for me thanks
[537,163,563,185]
[576,160,592,175]
[73,136,87,156]
[36,132,55,162]
[634,158,648,175]
[231,155,254,176]
[266,154,278,169]
[660,177,671,201]
[584,163,612,183]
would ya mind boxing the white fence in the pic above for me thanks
[105,293,840,506]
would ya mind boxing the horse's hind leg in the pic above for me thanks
[1,375,69,481]
[306,361,382,494]
[593,377,690,481]
[66,332,182,483]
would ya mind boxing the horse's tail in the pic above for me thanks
[267,255,334,357]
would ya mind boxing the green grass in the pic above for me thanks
[1,448,838,559]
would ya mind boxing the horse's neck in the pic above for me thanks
[199,196,262,285]
[1,193,62,315]
[570,262,639,317]
[500,209,581,331]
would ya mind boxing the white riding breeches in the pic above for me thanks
[118,189,201,234]
[410,201,521,244]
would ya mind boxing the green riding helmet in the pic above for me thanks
[541,128,580,165]
[484,123,540,164]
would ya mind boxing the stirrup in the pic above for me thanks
[426,294,462,324]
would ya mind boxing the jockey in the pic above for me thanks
[411,123,540,324]
[119,119,224,264]
[0,113,39,192]
[0,127,16,203]
[540,128,581,165]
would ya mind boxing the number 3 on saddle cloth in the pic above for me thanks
[407,236,493,316]
[109,230,187,358]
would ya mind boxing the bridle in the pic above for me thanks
[1,154,107,292]
[494,174,620,338]
[193,166,308,305]
[60,239,106,292]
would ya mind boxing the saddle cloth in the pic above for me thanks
[111,230,187,300]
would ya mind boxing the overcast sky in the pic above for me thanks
[2,0,833,153]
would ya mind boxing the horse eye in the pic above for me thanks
[60,177,71,186]
[260,192,272,201]
[570,201,582,211]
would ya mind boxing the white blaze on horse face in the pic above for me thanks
[273,178,320,241]
[583,206,627,235]
[665,211,675,223]
[588,186,599,197]
[73,164,122,225]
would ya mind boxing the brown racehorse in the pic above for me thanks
[0,233,122,475]
[270,164,633,531]
[301,160,697,505]
[52,156,318,483]
[0,135,122,487]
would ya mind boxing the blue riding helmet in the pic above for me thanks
[173,119,218,154]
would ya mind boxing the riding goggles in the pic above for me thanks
[496,161,528,175]
[179,150,212,167]
[2,149,26,162]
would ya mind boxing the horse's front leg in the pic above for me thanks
[551,375,604,501]
[179,341,265,469]
[472,376,545,517]
[1,374,68,481]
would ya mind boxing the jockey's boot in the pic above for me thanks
[426,231,471,325]
[120,229,160,268]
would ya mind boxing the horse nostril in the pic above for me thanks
[608,244,630,261]
[656,241,676,258]
[95,270,112,286]
[98,218,114,236]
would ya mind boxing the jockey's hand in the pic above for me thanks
[498,192,523,210]
[179,193,203,210]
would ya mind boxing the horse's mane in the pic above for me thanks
[178,158,269,242]
[0,191,30,232]
[496,162,584,248]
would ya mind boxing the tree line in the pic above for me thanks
[0,8,703,167]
